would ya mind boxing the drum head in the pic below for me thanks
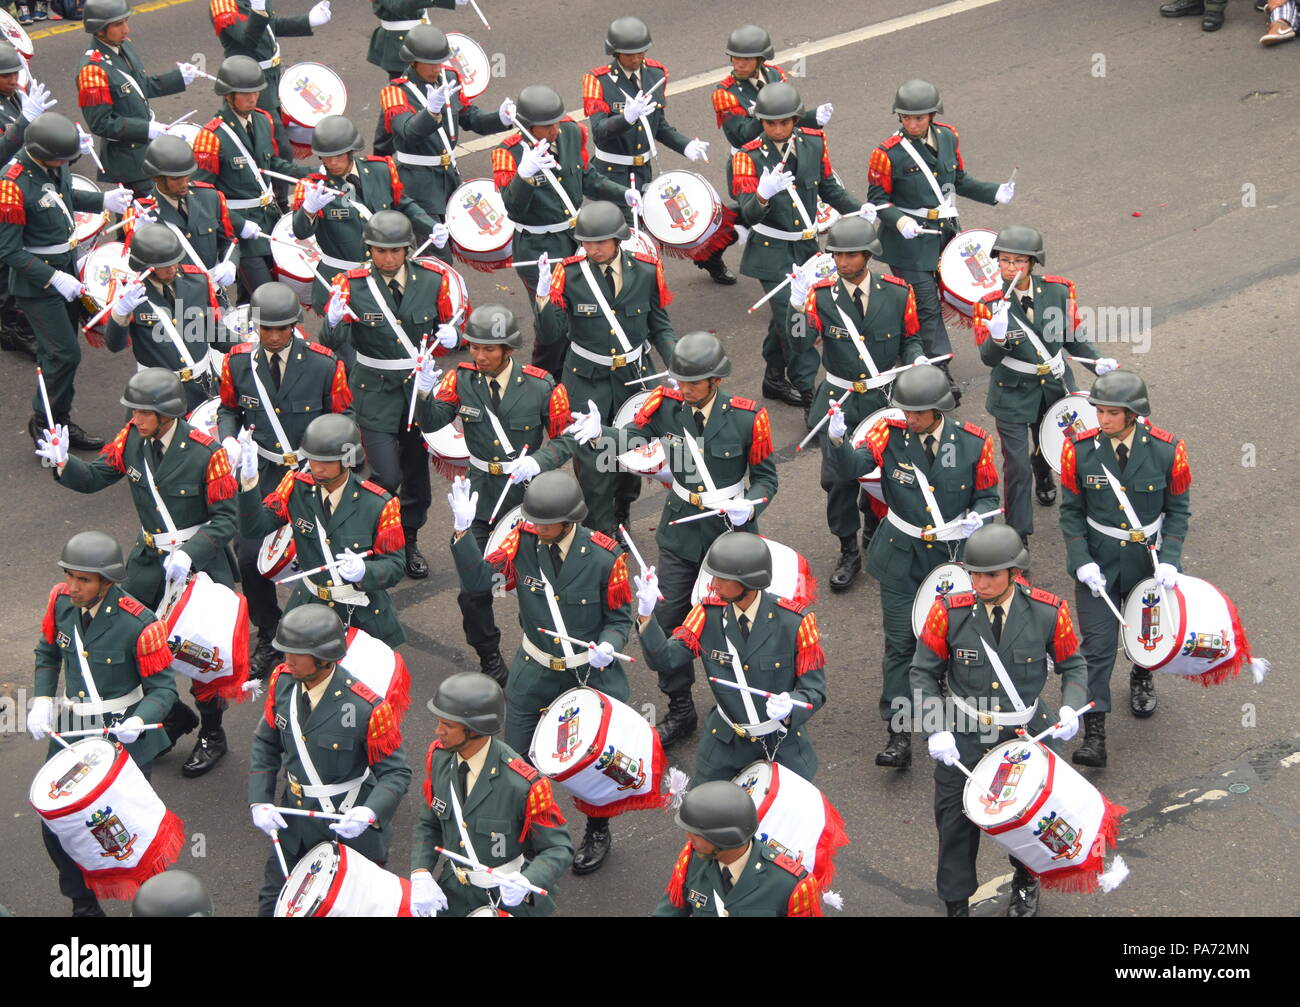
[71,176,108,245]
[621,227,660,263]
[1038,393,1098,475]
[733,759,775,810]
[466,906,512,917]
[445,33,491,100]
[1121,577,1184,669]
[413,258,470,324]
[79,241,131,307]
[446,179,513,256]
[0,10,34,59]
[963,741,1050,828]
[612,390,666,474]
[421,419,469,461]
[30,738,117,813]
[641,171,721,247]
[165,122,201,148]
[815,199,841,234]
[484,506,525,591]
[279,63,347,127]
[186,398,221,440]
[911,563,973,638]
[938,227,999,314]
[275,841,340,917]
[851,407,904,495]
[258,524,298,579]
[530,686,603,777]
[220,304,263,346]
[270,213,321,283]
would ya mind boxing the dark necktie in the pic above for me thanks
[923,434,937,466]
[1020,294,1033,315]
[852,287,864,316]
[693,409,706,436]
[176,198,188,225]
[298,686,312,724]
[457,759,471,801]
[79,608,92,633]
[151,437,164,468]
[1116,442,1129,471]
[602,264,616,300]
[738,613,751,640]
[345,174,360,199]
[160,283,176,314]
[388,278,403,310]
[991,605,1004,644]
[548,543,563,575]
[489,377,502,413]
[720,867,734,894]
[320,489,333,520]
[269,351,282,389]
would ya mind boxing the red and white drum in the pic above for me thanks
[963,740,1124,892]
[16,55,30,91]
[160,572,250,703]
[1039,392,1098,475]
[78,240,132,341]
[938,227,1000,318]
[802,250,837,286]
[186,397,221,440]
[483,505,524,592]
[278,62,347,128]
[445,32,491,101]
[270,213,322,304]
[641,170,723,260]
[285,119,315,160]
[733,760,849,889]
[530,686,667,817]
[257,525,299,582]
[446,179,513,271]
[0,10,33,60]
[691,537,816,607]
[30,739,185,900]
[850,407,905,499]
[275,841,412,917]
[71,174,109,248]
[621,227,660,263]
[613,390,667,477]
[164,121,201,148]
[340,625,412,721]
[422,419,470,481]
[910,562,973,638]
[815,199,841,235]
[466,906,512,917]
[413,256,470,325]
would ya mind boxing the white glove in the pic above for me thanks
[36,424,69,468]
[533,252,551,299]
[1154,562,1180,589]
[1048,355,1066,379]
[564,401,602,446]
[414,355,443,396]
[335,549,366,584]
[162,549,192,584]
[756,167,795,201]
[241,218,261,241]
[789,264,811,311]
[430,221,450,249]
[177,63,200,87]
[857,202,878,224]
[815,102,834,127]
[454,0,469,6]
[328,805,376,840]
[927,731,960,766]
[111,280,147,317]
[448,475,479,532]
[102,186,134,214]
[1093,357,1119,375]
[302,180,337,214]
[250,803,288,836]
[765,691,794,721]
[897,216,923,240]
[496,873,529,908]
[724,497,755,527]
[516,139,556,180]
[587,641,616,669]
[995,181,1015,205]
[20,81,56,123]
[132,205,158,227]
[409,871,448,917]
[1076,561,1107,596]
[634,565,658,618]
[424,83,449,115]
[622,93,650,124]
[509,455,541,485]
[624,187,642,213]
[497,97,516,126]
[308,0,332,27]
[434,321,459,350]
[987,300,1010,343]
[50,270,85,302]
[27,696,54,740]
[1053,706,1080,742]
[221,436,242,469]
[211,260,238,289]
[77,126,96,158]
[111,716,146,744]
[147,120,168,139]
[959,510,985,537]
[826,403,847,440]
[325,288,347,328]
[249,0,267,11]
[684,138,709,162]
[238,428,260,480]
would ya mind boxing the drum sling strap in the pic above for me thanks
[217,118,277,206]
[446,771,526,893]
[248,352,300,466]
[717,613,785,749]
[287,685,367,814]
[310,516,370,609]
[893,136,958,219]
[576,258,637,359]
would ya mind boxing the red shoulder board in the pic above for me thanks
[362,155,387,164]
[1041,274,1071,286]
[559,253,584,267]
[190,180,214,190]
[741,137,763,151]
[179,264,206,276]
[360,479,389,497]
[776,597,807,615]
[946,592,976,609]
[701,596,726,607]
[591,64,611,77]
[1071,426,1099,442]
[117,596,146,617]
[306,342,335,357]
[203,116,223,131]
[881,274,909,288]
[507,756,539,782]
[346,266,369,279]
[644,58,667,71]
[773,852,808,877]
[589,530,618,552]
[5,162,23,180]
[933,120,959,135]
[1030,586,1062,607]
[885,417,907,429]
[501,131,523,147]
[87,51,104,62]
[799,127,825,139]
[631,250,659,268]
[521,364,551,379]
[414,259,448,273]
[729,396,757,411]
[979,289,1005,304]
[961,420,988,438]
[1147,425,1175,444]
[811,276,835,290]
[719,74,736,88]
[187,427,215,447]
[457,360,479,371]
[882,134,902,149]
[348,678,380,704]
[294,471,316,486]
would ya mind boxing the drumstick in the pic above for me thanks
[1016,701,1097,746]
[708,677,814,710]
[668,497,768,526]
[747,272,795,313]
[916,227,941,235]
[623,370,668,386]
[178,63,220,83]
[617,524,649,573]
[51,722,165,740]
[405,332,431,432]
[630,172,639,233]
[260,168,348,201]
[795,390,852,452]
[1007,165,1018,186]
[538,629,636,664]
[926,506,1005,539]
[1091,585,1128,628]
[313,267,361,321]
[84,267,154,330]
[75,124,106,175]
[269,828,290,880]
[276,550,374,585]
[487,444,529,523]
[270,807,346,821]
[36,367,57,438]
[163,109,198,132]
[468,0,491,30]
[435,847,550,897]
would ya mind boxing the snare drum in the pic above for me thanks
[938,227,1000,318]
[186,397,221,440]
[530,687,667,817]
[621,227,660,263]
[279,62,347,128]
[422,419,470,481]
[71,175,109,248]
[734,760,848,888]
[257,525,299,582]
[30,739,185,900]
[1122,575,1261,685]
[691,537,816,607]
[910,563,973,638]
[270,213,322,304]
[340,625,411,721]
[963,740,1125,892]
[483,506,525,591]
[445,33,491,100]
[641,170,723,260]
[815,199,841,235]
[446,179,513,271]
[0,10,34,60]
[612,390,667,476]
[850,407,905,499]
[275,841,412,917]
[1038,392,1098,475]
[78,240,132,341]
[161,572,250,702]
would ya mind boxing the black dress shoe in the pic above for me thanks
[1072,712,1107,767]
[571,819,612,875]
[249,629,281,680]
[1130,668,1157,718]
[696,254,737,285]
[829,539,861,592]
[1160,0,1204,14]
[656,691,698,749]
[182,729,227,777]
[479,649,508,687]
[875,729,912,768]
[158,701,200,757]
[945,899,970,917]
[1202,8,1224,29]
[405,539,429,579]
[1006,866,1040,917]
[1034,470,1057,506]
[761,371,804,408]
[71,897,106,917]
[65,421,104,450]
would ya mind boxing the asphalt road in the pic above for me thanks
[0,0,1295,918]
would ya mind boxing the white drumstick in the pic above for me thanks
[487,444,528,523]
[75,124,105,174]
[1017,701,1096,745]
[436,847,550,896]
[795,390,852,452]
[1094,586,1128,628]
[468,0,490,29]
[537,628,636,664]
[707,677,814,710]
[617,524,648,572]
[668,497,768,526]
[178,63,220,83]
[270,828,289,879]
[276,550,374,585]
[164,109,198,131]
[270,807,346,821]
[623,369,668,386]
[52,722,165,740]
[84,267,154,330]
[747,272,794,314]
[36,366,57,435]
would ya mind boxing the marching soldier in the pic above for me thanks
[368,0,465,80]
[791,215,923,591]
[637,533,826,783]
[27,531,178,917]
[375,23,513,261]
[654,780,823,917]
[132,870,215,917]
[410,673,573,917]
[973,226,1119,545]
[37,369,240,777]
[248,604,410,917]
[535,200,676,533]
[76,0,201,196]
[416,303,577,685]
[912,524,1088,917]
[217,281,353,678]
[867,79,1013,404]
[1059,371,1191,766]
[825,364,999,769]
[237,412,409,647]
[0,112,133,451]
[448,471,633,874]
[323,210,465,580]
[193,55,312,297]
[492,84,636,379]
[731,82,869,410]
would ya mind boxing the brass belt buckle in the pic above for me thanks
[178,367,193,381]
[1035,363,1050,376]
[980,713,993,727]
[801,229,815,240]
[271,55,282,68]
[852,380,867,393]
[316,584,332,601]
[611,354,626,369]
[732,723,749,739]
[549,657,566,672]
[927,208,940,220]
[488,462,503,476]
[922,524,936,543]
[1129,529,1146,543]
[632,155,645,167]
[441,155,450,167]
[288,778,303,797]
[68,236,79,249]
[453,865,469,885]
[282,453,297,465]
[689,492,701,507]
[565,217,576,228]
[143,531,154,548]
[260,193,273,207]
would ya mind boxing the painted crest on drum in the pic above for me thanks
[48,750,107,801]
[552,705,582,763]
[462,189,506,236]
[594,744,646,792]
[447,48,479,93]
[1138,590,1164,651]
[86,806,138,862]
[1033,810,1084,862]
[283,855,326,917]
[289,75,337,117]
[1055,406,1090,440]
[1181,630,1230,662]
[656,180,698,232]
[979,746,1032,814]
[170,637,226,678]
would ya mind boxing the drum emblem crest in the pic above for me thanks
[932,573,959,604]
[462,190,504,236]
[810,256,837,283]
[595,744,646,791]
[447,48,477,89]
[1033,811,1083,861]
[86,806,138,862]
[169,636,225,677]
[815,201,836,228]
[290,75,335,116]
[979,745,1032,813]
[737,771,760,795]
[1055,407,1088,440]
[552,705,581,763]
[657,182,696,231]
[1180,630,1229,662]
[958,238,997,288]
[48,750,104,800]
[1137,590,1163,651]
[284,856,325,917]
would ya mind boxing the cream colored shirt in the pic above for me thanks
[550,523,578,562]
[455,742,491,796]
[1109,426,1137,457]
[485,356,514,405]
[263,345,290,373]
[592,253,623,298]
[919,415,945,460]
[687,390,718,431]
[840,272,871,312]
[721,842,753,888]
[731,592,762,630]
[380,265,407,295]
[153,419,179,455]
[317,479,346,517]
[301,668,335,711]
[982,588,1016,630]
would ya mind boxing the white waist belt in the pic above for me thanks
[141,524,202,550]
[65,685,143,718]
[137,357,212,381]
[1001,352,1063,376]
[825,371,892,393]
[256,445,300,466]
[380,18,421,29]
[227,195,273,210]
[953,695,1038,728]
[396,151,452,167]
[355,350,417,371]
[27,243,72,255]
[1086,514,1163,542]
[457,853,526,889]
[514,219,575,235]
[318,253,362,271]
[895,204,959,220]
[568,341,645,368]
[521,634,591,670]
[258,45,283,70]
[751,221,816,242]
[593,146,655,167]
[671,478,744,510]
[467,454,518,475]
[289,770,372,799]
[715,703,784,738]
[886,509,939,540]
[306,577,370,607]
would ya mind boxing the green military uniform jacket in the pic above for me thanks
[731,129,861,281]
[239,469,408,645]
[36,582,178,767]
[829,415,999,585]
[910,583,1089,764]
[0,88,28,166]
[368,0,457,76]
[452,521,633,711]
[1060,423,1190,590]
[210,0,314,125]
[138,181,244,273]
[56,418,239,607]
[420,358,577,523]
[867,123,999,272]
[711,64,819,193]
[249,664,411,862]
[412,736,573,917]
[583,59,690,186]
[654,839,823,917]
[76,39,188,186]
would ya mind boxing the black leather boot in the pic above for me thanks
[1034,466,1057,506]
[248,628,281,680]
[829,536,861,592]
[1130,667,1157,718]
[158,701,200,757]
[695,252,736,285]
[571,817,612,874]
[405,530,429,579]
[945,899,969,917]
[875,728,912,768]
[657,691,698,748]
[65,421,105,450]
[479,649,508,687]
[1006,863,1040,917]
[1071,712,1107,767]
[182,728,228,777]
[1159,0,1204,14]
[761,366,803,407]
[71,896,106,917]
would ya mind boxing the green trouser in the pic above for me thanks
[24,294,80,421]
[879,581,924,724]
[759,277,818,393]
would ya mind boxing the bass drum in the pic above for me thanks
[257,525,299,582]
[1039,392,1098,475]
[270,213,322,305]
[910,562,972,638]
[483,505,525,592]
[938,227,1000,318]
[641,170,722,260]
[78,240,132,342]
[445,33,491,100]
[71,175,109,250]
[422,419,470,481]
[612,389,667,477]
[275,841,411,917]
[850,407,905,499]
[0,10,34,60]
[445,178,513,272]
[186,397,221,440]
[279,62,347,128]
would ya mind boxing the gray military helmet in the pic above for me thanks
[428,672,505,735]
[0,42,24,76]
[675,781,759,848]
[702,532,772,591]
[963,523,1029,573]
[725,24,774,60]
[400,24,452,63]
[514,85,565,127]
[142,134,197,178]
[891,364,956,412]
[463,304,523,348]
[825,216,883,257]
[300,414,365,466]
[121,368,186,417]
[83,0,131,33]
[753,81,803,121]
[520,470,587,525]
[892,79,943,116]
[575,200,630,242]
[272,605,348,662]
[605,16,652,55]
[214,55,267,96]
[668,331,731,382]
[59,531,127,582]
[363,209,413,249]
[132,870,214,918]
[311,115,363,157]
[250,281,302,328]
[128,222,184,270]
[991,225,1046,268]
[1088,370,1150,417]
[24,112,81,162]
